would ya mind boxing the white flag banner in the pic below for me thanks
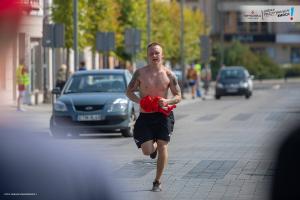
[240,5,299,22]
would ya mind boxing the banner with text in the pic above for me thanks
[240,5,300,22]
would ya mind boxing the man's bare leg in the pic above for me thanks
[155,140,168,182]
[17,93,23,110]
[141,140,157,156]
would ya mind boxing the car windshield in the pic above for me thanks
[64,74,126,94]
[220,69,245,79]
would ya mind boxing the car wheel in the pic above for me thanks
[215,95,221,100]
[245,92,252,99]
[121,111,136,137]
[50,116,67,138]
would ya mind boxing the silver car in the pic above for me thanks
[50,69,138,138]
[215,66,254,99]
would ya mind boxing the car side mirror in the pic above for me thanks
[250,75,255,80]
[52,87,61,95]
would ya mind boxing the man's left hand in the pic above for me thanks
[158,98,168,108]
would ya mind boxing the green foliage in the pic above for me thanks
[211,41,283,80]
[283,64,300,77]
[52,0,73,49]
[52,1,205,65]
[184,7,205,64]
[81,0,120,52]
[151,1,179,61]
[115,0,147,60]
[151,1,205,64]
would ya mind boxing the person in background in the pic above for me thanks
[194,63,202,98]
[56,64,68,90]
[201,64,212,96]
[186,65,198,99]
[79,61,87,71]
[16,62,30,111]
[221,63,226,69]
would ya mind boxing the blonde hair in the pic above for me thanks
[147,42,163,52]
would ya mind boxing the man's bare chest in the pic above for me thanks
[140,74,169,91]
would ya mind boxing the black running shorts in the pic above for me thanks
[133,112,175,148]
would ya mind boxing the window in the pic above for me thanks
[261,22,268,33]
[291,48,300,64]
[266,48,276,58]
[237,22,247,33]
[250,22,259,33]
[237,12,247,33]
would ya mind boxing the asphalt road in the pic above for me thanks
[3,81,300,200]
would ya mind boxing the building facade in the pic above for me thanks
[0,0,44,105]
[185,0,300,66]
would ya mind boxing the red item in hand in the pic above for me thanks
[140,96,176,116]
[140,96,153,112]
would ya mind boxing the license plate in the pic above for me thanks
[77,114,102,121]
[226,88,238,93]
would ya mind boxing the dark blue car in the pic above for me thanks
[50,69,138,138]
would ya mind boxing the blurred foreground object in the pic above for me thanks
[0,124,124,200]
[271,125,300,199]
[0,0,22,49]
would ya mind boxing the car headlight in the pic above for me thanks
[240,82,248,88]
[217,83,224,88]
[107,98,128,112]
[54,101,67,112]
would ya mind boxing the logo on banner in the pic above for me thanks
[240,6,299,22]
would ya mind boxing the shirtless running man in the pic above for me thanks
[126,42,182,192]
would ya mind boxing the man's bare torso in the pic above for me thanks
[138,65,170,99]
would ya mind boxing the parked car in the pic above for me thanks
[50,69,138,138]
[215,66,253,99]
[173,69,188,90]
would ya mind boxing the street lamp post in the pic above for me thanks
[43,0,50,103]
[180,0,185,98]
[147,0,151,45]
[219,2,224,67]
[73,0,78,71]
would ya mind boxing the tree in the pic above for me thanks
[52,0,85,72]
[184,7,206,64]
[52,0,73,75]
[81,0,120,68]
[211,41,283,79]
[116,0,147,62]
[151,1,205,66]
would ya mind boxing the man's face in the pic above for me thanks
[147,45,163,65]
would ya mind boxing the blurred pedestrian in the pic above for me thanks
[126,42,181,192]
[194,63,202,98]
[56,64,68,90]
[201,64,212,96]
[221,63,226,69]
[79,61,87,71]
[16,61,30,111]
[186,65,198,99]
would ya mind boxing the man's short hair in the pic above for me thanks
[80,61,85,66]
[147,42,163,52]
